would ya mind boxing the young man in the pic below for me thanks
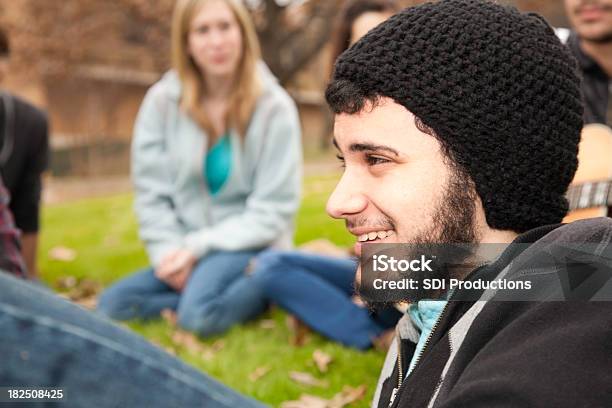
[325,1,612,407]
[562,0,612,126]
[1,2,611,407]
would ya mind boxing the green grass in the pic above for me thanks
[39,174,384,407]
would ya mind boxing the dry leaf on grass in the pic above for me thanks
[69,279,101,298]
[161,308,178,326]
[171,330,207,354]
[170,330,224,361]
[312,350,332,373]
[248,366,270,382]
[56,276,77,289]
[289,371,329,388]
[286,315,312,347]
[259,319,276,329]
[210,339,225,352]
[56,277,101,309]
[280,385,367,408]
[74,296,97,310]
[49,246,77,262]
[202,339,225,361]
[280,395,328,408]
[328,385,367,407]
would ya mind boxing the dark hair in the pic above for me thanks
[325,78,470,181]
[0,27,9,57]
[329,0,399,71]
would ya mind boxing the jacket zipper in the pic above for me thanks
[409,301,450,374]
[388,301,451,408]
[388,325,403,407]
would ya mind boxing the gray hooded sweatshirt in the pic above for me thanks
[131,64,302,266]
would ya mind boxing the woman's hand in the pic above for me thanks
[156,249,197,292]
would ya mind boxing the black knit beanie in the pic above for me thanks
[326,0,583,233]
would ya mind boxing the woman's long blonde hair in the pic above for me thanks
[171,0,262,138]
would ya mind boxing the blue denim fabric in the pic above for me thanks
[98,250,266,336]
[0,271,265,408]
[251,250,402,350]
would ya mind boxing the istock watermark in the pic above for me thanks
[358,243,612,303]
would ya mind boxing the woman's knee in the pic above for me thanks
[176,303,228,337]
[251,250,290,282]
[177,288,267,337]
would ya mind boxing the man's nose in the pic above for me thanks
[326,172,368,219]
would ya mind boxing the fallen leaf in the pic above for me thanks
[56,279,99,309]
[287,315,311,347]
[280,385,367,408]
[66,278,101,301]
[171,330,207,355]
[289,371,328,388]
[74,296,97,310]
[312,350,332,373]
[170,330,223,361]
[56,276,77,289]
[328,385,367,408]
[211,339,225,352]
[248,366,270,382]
[259,319,276,329]
[161,308,178,326]
[49,246,77,262]
[202,339,225,361]
[280,395,328,408]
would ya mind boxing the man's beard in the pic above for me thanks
[413,165,480,247]
[356,165,480,306]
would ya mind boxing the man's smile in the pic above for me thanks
[348,226,396,256]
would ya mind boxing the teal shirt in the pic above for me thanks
[406,299,448,375]
[204,134,232,195]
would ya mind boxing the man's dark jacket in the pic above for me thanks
[374,219,612,408]
[0,92,49,233]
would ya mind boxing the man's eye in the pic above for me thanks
[365,155,390,165]
[336,154,346,168]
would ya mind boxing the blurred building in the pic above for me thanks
[0,0,566,177]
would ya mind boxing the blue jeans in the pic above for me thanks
[98,250,266,336]
[251,250,402,349]
[0,271,264,407]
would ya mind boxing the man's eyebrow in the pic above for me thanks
[349,143,399,156]
[331,139,400,157]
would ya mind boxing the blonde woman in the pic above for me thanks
[98,0,302,337]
